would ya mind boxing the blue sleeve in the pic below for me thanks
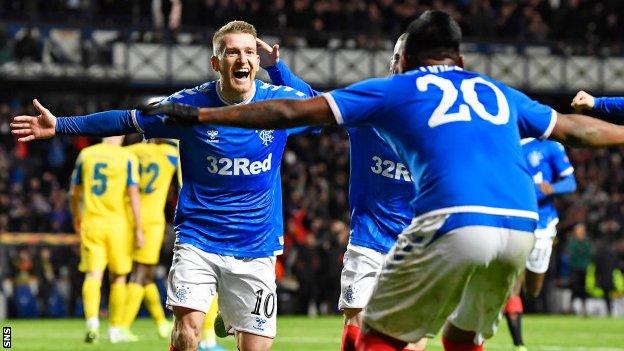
[508,87,556,139]
[134,88,200,139]
[594,97,624,115]
[551,174,577,195]
[266,60,321,97]
[549,142,574,179]
[55,110,137,136]
[324,78,390,127]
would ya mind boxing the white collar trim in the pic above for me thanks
[216,80,256,106]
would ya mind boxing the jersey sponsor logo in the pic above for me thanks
[207,130,219,143]
[206,153,272,176]
[256,130,274,146]
[370,156,412,182]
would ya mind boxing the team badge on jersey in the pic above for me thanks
[175,285,191,302]
[343,285,356,304]
[207,130,219,143]
[528,150,543,167]
[256,130,274,146]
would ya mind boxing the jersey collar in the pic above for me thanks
[216,80,256,106]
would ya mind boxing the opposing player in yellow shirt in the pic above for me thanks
[121,139,178,339]
[69,136,143,344]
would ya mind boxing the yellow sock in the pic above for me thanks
[82,277,102,321]
[202,296,219,344]
[109,282,127,328]
[122,282,145,328]
[144,283,166,326]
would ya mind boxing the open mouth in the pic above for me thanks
[233,68,250,80]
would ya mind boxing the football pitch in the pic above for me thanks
[3,315,623,351]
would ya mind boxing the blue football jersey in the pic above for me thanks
[521,138,574,229]
[324,65,557,233]
[131,80,307,258]
[267,61,415,253]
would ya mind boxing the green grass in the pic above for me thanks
[2,315,623,350]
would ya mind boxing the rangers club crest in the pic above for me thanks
[343,285,356,304]
[256,130,274,146]
[175,285,191,302]
[528,150,543,167]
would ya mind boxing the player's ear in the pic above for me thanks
[457,55,465,69]
[210,55,220,73]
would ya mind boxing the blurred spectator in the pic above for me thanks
[566,223,592,316]
[592,239,619,316]
[13,28,42,62]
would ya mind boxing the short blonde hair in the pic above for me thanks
[212,21,257,56]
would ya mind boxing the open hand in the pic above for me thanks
[11,99,57,142]
[256,38,280,68]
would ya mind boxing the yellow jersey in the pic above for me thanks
[125,142,178,226]
[71,143,140,228]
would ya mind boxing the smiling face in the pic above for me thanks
[211,32,260,102]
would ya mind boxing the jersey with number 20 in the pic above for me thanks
[324,66,557,227]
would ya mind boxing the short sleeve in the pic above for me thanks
[286,126,323,136]
[549,142,574,178]
[127,155,140,186]
[508,87,557,139]
[323,78,390,127]
[71,155,83,186]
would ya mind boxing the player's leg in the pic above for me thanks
[199,297,225,351]
[79,227,107,343]
[122,262,149,331]
[170,306,206,351]
[167,243,219,351]
[358,216,481,350]
[107,225,134,343]
[503,275,526,350]
[444,227,534,351]
[132,222,172,336]
[524,226,556,297]
[219,256,277,351]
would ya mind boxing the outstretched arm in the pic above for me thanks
[550,112,624,147]
[11,99,138,141]
[143,96,336,130]
[571,91,624,115]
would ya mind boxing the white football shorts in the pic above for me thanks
[363,213,535,344]
[166,243,277,338]
[525,220,557,274]
[339,244,386,310]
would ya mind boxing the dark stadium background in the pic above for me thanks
[1,0,624,321]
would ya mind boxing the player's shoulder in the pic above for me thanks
[167,81,216,103]
[254,79,308,99]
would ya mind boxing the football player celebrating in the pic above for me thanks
[256,36,426,351]
[132,11,624,351]
[12,21,310,351]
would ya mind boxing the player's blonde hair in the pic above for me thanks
[212,20,257,56]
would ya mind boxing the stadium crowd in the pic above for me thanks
[1,93,623,318]
[1,0,624,53]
